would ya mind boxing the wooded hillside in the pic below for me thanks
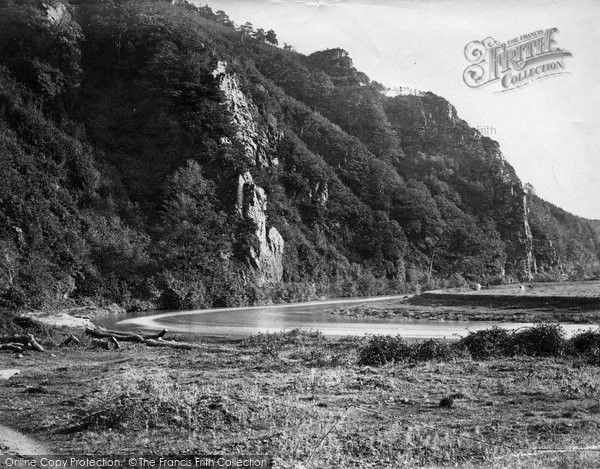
[0,0,598,311]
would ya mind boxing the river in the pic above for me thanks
[97,294,598,339]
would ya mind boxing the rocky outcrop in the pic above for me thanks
[522,194,536,281]
[236,171,284,285]
[41,1,68,23]
[305,48,358,80]
[212,61,285,284]
[213,61,281,167]
[537,234,565,277]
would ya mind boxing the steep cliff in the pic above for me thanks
[522,193,535,281]
[213,60,281,168]
[213,61,284,284]
[235,171,284,285]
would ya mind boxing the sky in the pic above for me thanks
[199,0,600,219]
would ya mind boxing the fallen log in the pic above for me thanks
[146,329,167,340]
[0,335,33,345]
[0,334,44,352]
[85,327,207,351]
[27,336,44,352]
[99,328,168,340]
[85,328,145,342]
[145,339,203,350]
[108,336,120,350]
[0,343,24,352]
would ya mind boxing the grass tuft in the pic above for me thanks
[243,328,323,348]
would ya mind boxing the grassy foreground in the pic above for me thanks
[2,321,600,468]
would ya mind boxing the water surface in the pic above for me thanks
[98,294,598,339]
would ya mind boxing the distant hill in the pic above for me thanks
[0,0,598,310]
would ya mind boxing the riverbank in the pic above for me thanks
[332,283,600,324]
[18,303,128,330]
[2,320,600,468]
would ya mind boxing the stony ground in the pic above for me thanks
[2,329,600,468]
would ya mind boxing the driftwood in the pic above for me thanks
[145,338,203,350]
[0,334,44,352]
[108,336,120,350]
[60,334,80,347]
[2,326,198,353]
[100,328,167,340]
[84,327,203,351]
[26,336,45,352]
[85,328,167,342]
[0,343,24,352]
[85,328,145,342]
[145,329,167,340]
[88,336,118,350]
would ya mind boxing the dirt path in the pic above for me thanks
[0,424,48,457]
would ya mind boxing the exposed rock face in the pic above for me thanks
[522,194,536,281]
[213,60,280,167]
[42,1,68,23]
[264,227,284,283]
[539,235,565,276]
[235,171,253,217]
[235,171,284,285]
[212,61,285,284]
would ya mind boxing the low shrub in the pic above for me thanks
[513,323,566,357]
[259,342,280,359]
[359,325,600,366]
[458,327,515,359]
[570,329,600,355]
[410,339,462,361]
[0,310,56,338]
[569,329,600,364]
[358,336,466,366]
[460,324,566,359]
[358,335,411,366]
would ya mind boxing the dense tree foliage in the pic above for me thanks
[0,0,598,310]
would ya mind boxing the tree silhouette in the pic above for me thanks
[266,29,278,45]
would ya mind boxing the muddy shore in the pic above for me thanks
[331,285,600,324]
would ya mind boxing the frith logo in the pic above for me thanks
[463,28,572,91]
